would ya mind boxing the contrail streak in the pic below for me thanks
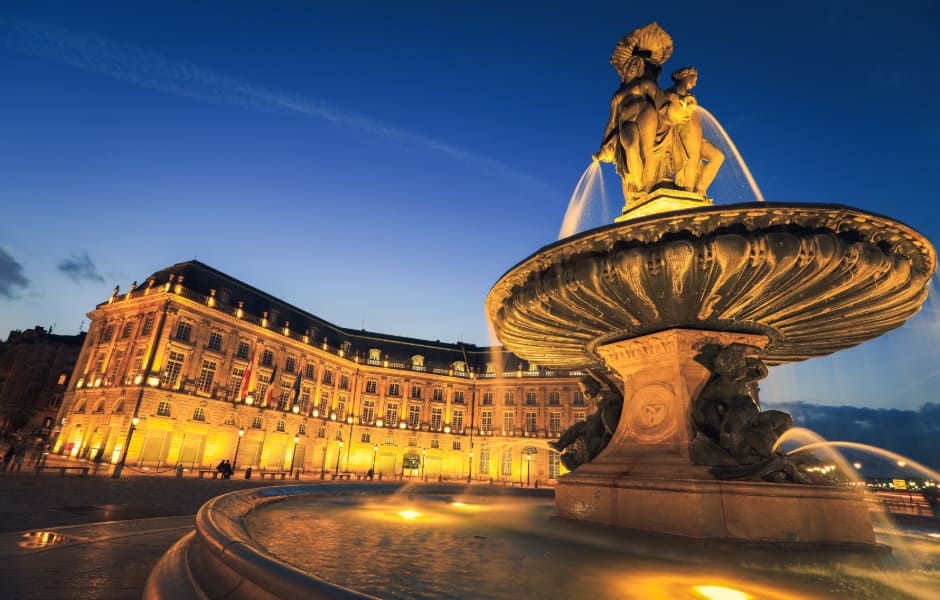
[0,17,546,190]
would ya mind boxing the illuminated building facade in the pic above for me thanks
[54,261,589,484]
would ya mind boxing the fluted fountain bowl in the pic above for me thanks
[486,202,936,368]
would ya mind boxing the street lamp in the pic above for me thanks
[371,444,378,477]
[232,427,245,473]
[289,434,300,477]
[421,448,427,481]
[112,415,140,479]
[345,415,356,471]
[526,453,532,487]
[335,440,343,476]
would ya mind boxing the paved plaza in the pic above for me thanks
[0,459,304,600]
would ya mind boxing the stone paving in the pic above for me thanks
[0,459,315,600]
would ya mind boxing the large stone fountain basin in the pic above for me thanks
[487,202,936,369]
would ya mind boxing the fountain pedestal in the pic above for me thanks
[555,328,876,545]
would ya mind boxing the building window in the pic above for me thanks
[236,341,250,360]
[525,412,538,433]
[501,448,513,476]
[230,367,246,401]
[276,420,285,432]
[482,392,493,405]
[319,392,330,415]
[161,351,185,388]
[432,387,444,402]
[174,322,192,343]
[573,390,585,406]
[197,359,217,394]
[430,407,443,430]
[193,407,207,422]
[128,347,145,383]
[361,432,371,443]
[256,372,271,403]
[285,356,295,373]
[407,404,421,428]
[388,382,401,396]
[504,391,515,405]
[48,395,62,409]
[335,396,346,421]
[93,400,105,413]
[452,409,464,434]
[573,411,587,423]
[362,400,375,424]
[112,400,124,413]
[261,349,274,367]
[365,379,377,394]
[141,315,154,336]
[276,380,291,411]
[339,374,349,390]
[121,321,135,339]
[549,450,560,479]
[384,435,395,445]
[549,412,561,434]
[453,440,462,450]
[384,402,399,427]
[528,363,539,375]
[304,364,315,379]
[479,447,490,475]
[301,386,311,411]
[317,426,326,438]
[322,369,333,385]
[453,391,465,404]
[430,438,440,449]
[341,341,352,355]
[100,324,116,343]
[525,391,537,405]
[106,349,125,385]
[503,411,515,434]
[481,410,493,433]
[207,332,223,352]
[410,384,422,399]
[252,416,263,429]
[453,361,466,374]
[411,355,425,371]
[548,391,561,406]
[368,349,382,365]
[299,423,307,435]
[157,401,172,417]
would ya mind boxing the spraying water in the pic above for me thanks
[558,108,765,240]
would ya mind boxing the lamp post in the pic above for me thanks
[526,453,532,487]
[334,440,343,476]
[289,434,300,477]
[112,416,140,478]
[345,415,355,471]
[371,444,378,478]
[421,448,427,481]
[232,427,245,472]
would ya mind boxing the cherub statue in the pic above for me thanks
[690,343,809,483]
[551,370,623,471]
[593,23,725,206]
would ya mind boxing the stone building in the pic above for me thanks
[0,326,85,440]
[54,261,591,484]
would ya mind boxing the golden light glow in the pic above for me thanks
[398,509,421,520]
[692,585,753,600]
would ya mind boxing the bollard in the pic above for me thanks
[245,466,252,479]
[175,464,184,478]
[294,470,300,480]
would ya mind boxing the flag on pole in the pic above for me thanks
[264,363,279,407]
[290,370,303,409]
[238,349,256,402]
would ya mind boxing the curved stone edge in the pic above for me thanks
[144,484,399,600]
[555,474,879,547]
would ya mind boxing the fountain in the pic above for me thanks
[145,22,938,600]
[486,22,936,546]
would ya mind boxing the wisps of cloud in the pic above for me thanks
[57,252,105,284]
[0,247,30,299]
[0,16,546,191]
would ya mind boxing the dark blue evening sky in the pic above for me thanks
[1,1,938,409]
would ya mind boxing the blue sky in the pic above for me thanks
[1,1,938,409]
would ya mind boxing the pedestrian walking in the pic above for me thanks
[12,446,26,472]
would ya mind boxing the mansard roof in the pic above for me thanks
[128,260,529,374]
